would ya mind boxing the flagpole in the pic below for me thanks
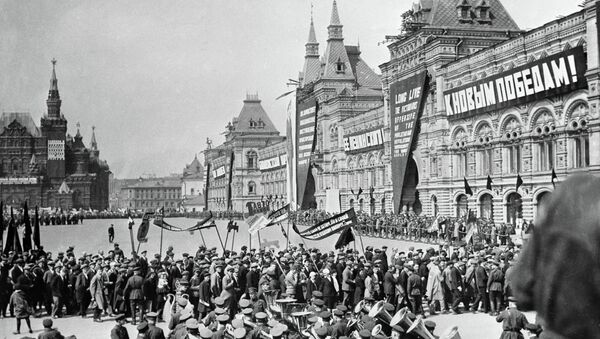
[214,223,226,254]
[159,207,164,262]
[198,228,207,247]
[224,224,231,252]
[286,220,290,251]
[356,228,365,255]
[257,231,262,250]
[231,230,236,252]
[128,217,136,256]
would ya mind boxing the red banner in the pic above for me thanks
[295,94,318,210]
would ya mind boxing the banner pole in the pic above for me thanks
[214,224,226,254]
[356,229,365,255]
[224,228,230,252]
[257,231,262,249]
[159,208,164,262]
[129,221,136,255]
[286,220,291,251]
[231,230,236,252]
[198,228,207,247]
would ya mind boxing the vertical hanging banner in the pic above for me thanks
[295,93,318,210]
[227,151,235,210]
[204,162,211,211]
[390,71,428,214]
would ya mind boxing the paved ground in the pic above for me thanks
[0,309,538,339]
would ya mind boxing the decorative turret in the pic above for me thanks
[47,58,62,119]
[322,0,354,80]
[90,126,100,158]
[301,9,321,86]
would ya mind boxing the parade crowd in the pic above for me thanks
[0,225,542,339]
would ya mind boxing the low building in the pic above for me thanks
[121,176,182,212]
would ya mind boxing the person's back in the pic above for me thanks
[513,174,600,338]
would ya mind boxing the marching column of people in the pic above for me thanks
[0,235,541,339]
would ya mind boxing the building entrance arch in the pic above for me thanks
[480,193,494,220]
[506,192,522,225]
[456,194,468,218]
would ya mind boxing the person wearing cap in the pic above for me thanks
[90,266,107,322]
[49,266,67,319]
[111,314,130,339]
[249,312,269,339]
[221,265,238,318]
[495,297,532,339]
[137,321,149,339]
[211,262,224,298]
[145,312,166,339]
[184,318,201,339]
[246,262,260,296]
[108,224,115,243]
[319,268,338,309]
[38,317,64,339]
[170,307,194,338]
[470,259,490,314]
[488,260,504,316]
[406,265,423,316]
[75,263,91,318]
[9,284,33,335]
[330,309,348,338]
[197,270,212,318]
[124,266,145,324]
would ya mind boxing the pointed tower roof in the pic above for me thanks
[29,154,37,165]
[330,0,341,25]
[90,126,98,151]
[418,0,519,31]
[49,58,59,98]
[72,122,86,151]
[231,94,279,135]
[322,0,354,80]
[302,11,321,86]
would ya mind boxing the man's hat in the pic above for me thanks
[137,321,149,331]
[319,311,331,319]
[233,328,247,339]
[217,314,230,323]
[313,299,325,306]
[180,309,193,321]
[186,318,200,329]
[146,312,158,320]
[200,328,214,339]
[214,297,225,307]
[215,307,226,315]
[316,326,328,338]
[312,291,323,299]
[255,312,268,322]
[239,299,251,308]
[115,314,127,322]
[232,319,245,329]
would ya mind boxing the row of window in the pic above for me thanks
[451,135,590,177]
[318,167,386,191]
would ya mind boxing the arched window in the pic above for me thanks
[359,198,364,212]
[349,199,354,209]
[246,151,258,169]
[248,181,256,195]
[506,192,522,225]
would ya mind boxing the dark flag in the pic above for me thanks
[22,201,32,252]
[350,189,355,197]
[0,202,4,254]
[551,168,558,188]
[357,187,363,197]
[334,227,355,249]
[486,175,493,190]
[191,211,213,231]
[227,221,239,233]
[196,220,217,231]
[33,206,40,249]
[137,213,152,243]
[516,174,524,191]
[464,177,473,196]
[4,208,22,255]
[293,208,357,240]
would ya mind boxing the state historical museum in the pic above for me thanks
[0,60,110,210]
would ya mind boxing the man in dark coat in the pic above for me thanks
[145,312,166,339]
[38,318,65,339]
[245,263,260,296]
[111,314,130,339]
[445,261,464,314]
[406,266,423,315]
[495,297,530,339]
[124,267,145,325]
[383,265,398,306]
[50,268,67,318]
[319,268,337,309]
[470,260,489,313]
[75,264,91,317]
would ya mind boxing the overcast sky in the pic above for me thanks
[0,0,580,178]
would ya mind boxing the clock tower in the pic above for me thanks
[41,59,67,180]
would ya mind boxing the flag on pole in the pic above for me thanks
[486,175,493,190]
[22,201,32,252]
[335,227,355,249]
[464,177,473,196]
[516,174,523,191]
[33,206,40,249]
[551,168,558,188]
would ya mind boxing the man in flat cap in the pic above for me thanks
[124,266,145,324]
[111,314,129,339]
[145,312,166,339]
[38,318,64,339]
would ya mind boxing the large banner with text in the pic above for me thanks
[295,95,318,210]
[444,47,587,119]
[390,71,428,214]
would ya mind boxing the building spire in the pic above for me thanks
[75,122,81,138]
[90,126,98,150]
[47,58,62,118]
[327,0,343,40]
[302,4,321,86]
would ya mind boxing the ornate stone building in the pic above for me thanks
[0,61,110,210]
[257,139,287,211]
[204,94,284,212]
[297,1,386,212]
[379,0,600,224]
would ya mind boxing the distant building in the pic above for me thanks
[0,60,110,210]
[204,94,285,212]
[108,176,140,210]
[120,176,182,212]
[181,154,205,212]
[258,139,287,211]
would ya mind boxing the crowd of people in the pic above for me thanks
[0,228,544,339]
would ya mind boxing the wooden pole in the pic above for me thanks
[214,224,226,254]
[224,228,231,252]
[159,208,164,261]
[286,220,291,251]
[198,228,207,247]
[257,231,262,249]
[128,220,136,255]
[230,230,236,252]
[356,228,366,256]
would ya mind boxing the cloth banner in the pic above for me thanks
[293,208,357,241]
[390,71,429,213]
[246,202,271,235]
[22,201,32,252]
[266,204,290,227]
[295,94,318,209]
[33,206,40,249]
[427,215,439,233]
[335,227,355,249]
[136,212,155,243]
